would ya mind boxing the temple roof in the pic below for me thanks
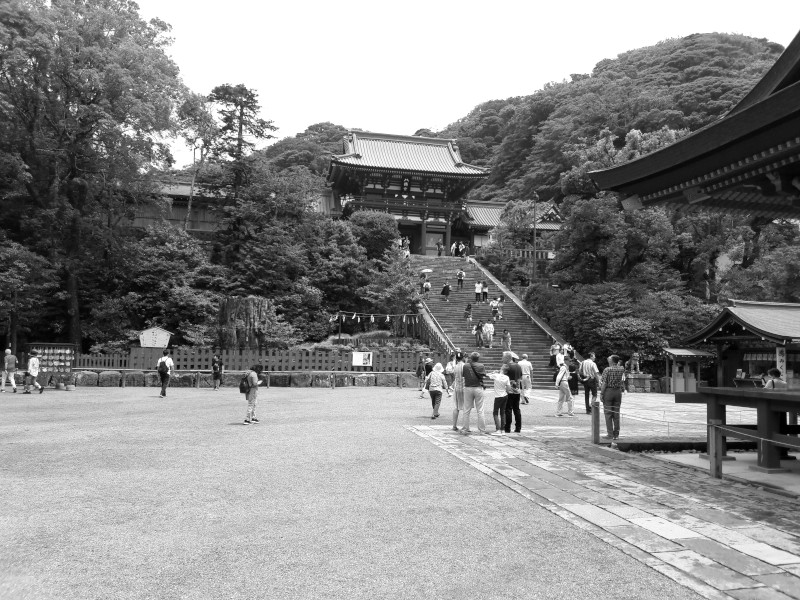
[466,202,562,230]
[683,300,800,345]
[330,131,488,178]
[590,30,800,220]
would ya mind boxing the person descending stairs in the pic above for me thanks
[411,255,567,389]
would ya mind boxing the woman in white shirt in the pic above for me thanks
[489,365,511,433]
[555,364,574,417]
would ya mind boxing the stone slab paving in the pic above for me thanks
[409,423,800,600]
[524,389,756,440]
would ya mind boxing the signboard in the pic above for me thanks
[139,327,172,348]
[27,343,76,384]
[776,347,787,377]
[352,352,373,367]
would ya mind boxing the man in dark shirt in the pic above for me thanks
[504,352,523,433]
[599,355,626,440]
[460,352,488,435]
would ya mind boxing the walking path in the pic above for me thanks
[410,422,800,600]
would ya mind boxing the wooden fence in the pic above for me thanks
[74,348,448,372]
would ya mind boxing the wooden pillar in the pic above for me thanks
[716,344,725,388]
[420,219,427,255]
[444,219,452,255]
[756,398,783,471]
[708,419,723,478]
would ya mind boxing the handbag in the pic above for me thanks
[424,374,431,390]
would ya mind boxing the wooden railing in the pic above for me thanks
[475,247,555,261]
[417,301,455,355]
[74,348,447,373]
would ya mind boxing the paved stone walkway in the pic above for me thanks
[525,389,756,440]
[410,423,800,600]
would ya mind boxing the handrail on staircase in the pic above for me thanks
[418,299,456,355]
[467,257,582,361]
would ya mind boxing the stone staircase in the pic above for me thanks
[412,256,561,388]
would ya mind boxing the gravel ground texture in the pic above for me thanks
[0,386,701,600]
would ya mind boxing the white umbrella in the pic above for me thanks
[509,352,519,360]
[420,268,433,273]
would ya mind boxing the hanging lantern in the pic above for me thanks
[357,316,361,322]
[371,315,375,323]
[385,315,390,322]
[402,315,406,323]
[352,313,357,320]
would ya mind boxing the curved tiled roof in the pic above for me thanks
[467,203,563,230]
[331,132,488,177]
[684,300,800,344]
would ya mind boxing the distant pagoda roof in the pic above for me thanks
[590,30,800,220]
[329,131,488,179]
[466,202,562,230]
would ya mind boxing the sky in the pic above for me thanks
[132,0,800,167]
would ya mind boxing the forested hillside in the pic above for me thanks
[436,33,782,202]
[428,33,798,366]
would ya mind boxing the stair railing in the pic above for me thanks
[418,299,457,355]
[467,257,582,361]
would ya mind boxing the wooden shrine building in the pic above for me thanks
[590,29,800,220]
[682,300,800,390]
[326,131,489,254]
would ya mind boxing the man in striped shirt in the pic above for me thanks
[599,355,626,440]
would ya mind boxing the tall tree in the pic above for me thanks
[0,0,183,347]
[208,83,277,198]
[177,92,219,229]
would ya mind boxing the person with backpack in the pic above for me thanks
[241,364,264,425]
[212,354,224,390]
[456,269,465,290]
[156,350,174,398]
[23,349,43,394]
[425,363,447,419]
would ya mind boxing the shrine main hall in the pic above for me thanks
[325,131,491,255]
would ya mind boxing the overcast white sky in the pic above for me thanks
[133,0,800,167]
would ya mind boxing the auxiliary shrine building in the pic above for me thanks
[326,131,490,255]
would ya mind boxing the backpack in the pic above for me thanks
[239,372,252,394]
[157,359,169,375]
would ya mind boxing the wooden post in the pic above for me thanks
[591,400,600,444]
[708,419,723,478]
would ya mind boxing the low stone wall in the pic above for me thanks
[63,370,416,389]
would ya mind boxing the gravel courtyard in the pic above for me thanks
[0,386,700,600]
